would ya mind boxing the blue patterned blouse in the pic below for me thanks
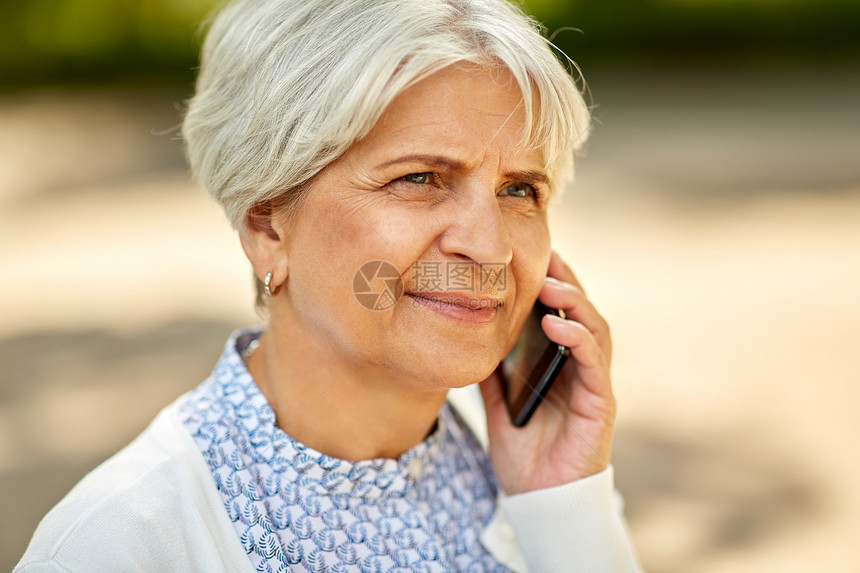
[179,329,511,573]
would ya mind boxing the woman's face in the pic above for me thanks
[275,64,552,390]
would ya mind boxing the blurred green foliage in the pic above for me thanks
[1,0,858,86]
[0,0,215,85]
[527,0,860,70]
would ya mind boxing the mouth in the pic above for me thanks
[406,292,504,324]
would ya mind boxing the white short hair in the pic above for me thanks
[182,0,591,229]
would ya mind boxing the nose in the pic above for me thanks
[437,186,513,267]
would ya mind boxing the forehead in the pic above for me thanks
[352,64,543,170]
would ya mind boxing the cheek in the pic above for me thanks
[510,217,551,289]
[354,202,445,280]
[289,198,434,342]
[287,202,377,327]
[296,196,384,273]
[503,220,550,343]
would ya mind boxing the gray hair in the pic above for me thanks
[182,0,591,230]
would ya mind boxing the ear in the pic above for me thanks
[240,202,290,295]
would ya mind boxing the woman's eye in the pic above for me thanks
[499,183,534,198]
[402,172,431,184]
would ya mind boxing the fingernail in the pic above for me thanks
[545,277,577,291]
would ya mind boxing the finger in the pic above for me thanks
[538,277,613,365]
[542,314,613,400]
[539,277,605,331]
[548,250,585,295]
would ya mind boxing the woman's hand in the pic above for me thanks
[480,251,616,495]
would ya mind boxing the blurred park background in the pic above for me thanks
[1,0,859,571]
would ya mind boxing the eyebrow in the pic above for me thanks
[509,169,549,186]
[377,154,548,185]
[377,154,466,171]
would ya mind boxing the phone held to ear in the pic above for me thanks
[501,301,570,427]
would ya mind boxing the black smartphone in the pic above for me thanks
[501,301,570,427]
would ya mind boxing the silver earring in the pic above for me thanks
[264,271,274,297]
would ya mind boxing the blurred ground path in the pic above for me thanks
[2,65,859,572]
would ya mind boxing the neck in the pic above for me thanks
[245,323,448,461]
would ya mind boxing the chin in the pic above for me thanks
[399,341,502,390]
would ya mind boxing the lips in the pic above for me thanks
[404,292,504,325]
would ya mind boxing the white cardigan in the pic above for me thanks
[15,389,641,572]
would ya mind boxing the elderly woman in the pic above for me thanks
[16,0,640,571]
